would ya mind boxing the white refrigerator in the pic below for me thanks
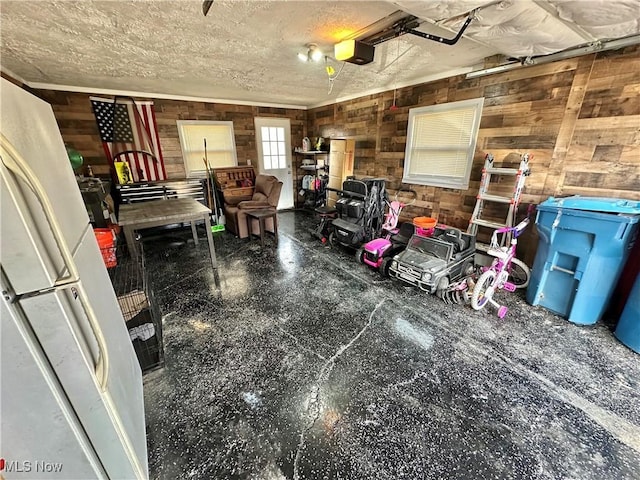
[0,79,148,478]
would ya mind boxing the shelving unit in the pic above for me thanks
[294,150,329,209]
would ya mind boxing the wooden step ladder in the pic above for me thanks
[468,153,531,251]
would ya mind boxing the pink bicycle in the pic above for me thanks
[471,215,532,318]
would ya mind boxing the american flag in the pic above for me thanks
[90,96,167,182]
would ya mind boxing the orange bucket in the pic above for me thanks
[413,216,437,236]
[94,228,117,268]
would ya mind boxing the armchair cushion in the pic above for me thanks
[253,192,268,203]
[225,195,253,206]
[253,176,279,204]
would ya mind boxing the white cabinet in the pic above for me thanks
[327,139,355,207]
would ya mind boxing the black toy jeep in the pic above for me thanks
[388,226,475,294]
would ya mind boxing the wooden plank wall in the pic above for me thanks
[29,89,307,178]
[308,46,640,264]
[8,45,639,264]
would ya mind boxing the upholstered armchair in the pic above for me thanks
[224,174,282,238]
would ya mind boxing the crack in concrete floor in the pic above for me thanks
[292,298,389,480]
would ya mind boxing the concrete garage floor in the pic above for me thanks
[141,211,640,480]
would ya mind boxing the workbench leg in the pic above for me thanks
[124,226,138,260]
[204,215,218,269]
[190,220,199,246]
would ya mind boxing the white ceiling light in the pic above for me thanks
[297,43,323,62]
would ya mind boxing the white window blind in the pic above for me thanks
[403,98,484,189]
[177,121,237,177]
[261,126,286,170]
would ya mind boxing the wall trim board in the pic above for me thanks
[308,66,478,109]
[22,81,307,111]
[543,55,596,196]
[0,68,28,86]
[7,65,479,111]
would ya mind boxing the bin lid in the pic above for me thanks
[540,196,640,215]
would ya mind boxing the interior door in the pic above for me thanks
[254,118,294,209]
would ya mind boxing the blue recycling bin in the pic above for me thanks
[526,196,640,325]
[615,273,640,353]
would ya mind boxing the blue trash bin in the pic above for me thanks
[526,196,640,325]
[615,273,640,353]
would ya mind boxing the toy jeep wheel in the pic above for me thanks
[379,257,392,277]
[436,276,450,297]
[329,232,337,247]
[461,259,475,277]
[355,247,365,263]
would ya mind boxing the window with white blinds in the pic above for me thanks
[402,98,484,189]
[177,120,238,177]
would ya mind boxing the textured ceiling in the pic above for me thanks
[1,0,639,107]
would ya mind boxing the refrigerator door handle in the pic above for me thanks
[1,134,110,391]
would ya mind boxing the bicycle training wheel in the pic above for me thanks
[508,258,530,289]
[471,269,497,311]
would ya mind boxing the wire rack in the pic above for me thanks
[104,243,164,373]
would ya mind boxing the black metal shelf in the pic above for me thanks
[300,165,327,171]
[294,150,329,209]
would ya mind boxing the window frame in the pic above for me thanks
[176,120,238,177]
[258,125,287,171]
[402,97,484,190]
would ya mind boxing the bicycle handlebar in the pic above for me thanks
[513,217,531,237]
[495,217,530,234]
[491,204,535,237]
[490,217,531,247]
